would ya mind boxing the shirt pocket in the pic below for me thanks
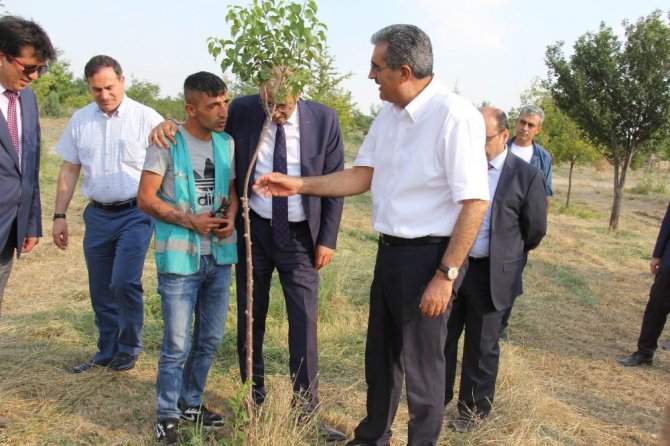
[119,139,147,171]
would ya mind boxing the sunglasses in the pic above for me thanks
[6,55,49,77]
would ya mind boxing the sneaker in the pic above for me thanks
[155,418,179,445]
[179,404,224,428]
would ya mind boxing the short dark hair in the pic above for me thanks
[479,106,509,133]
[371,24,433,79]
[84,55,123,80]
[0,16,55,62]
[184,72,228,104]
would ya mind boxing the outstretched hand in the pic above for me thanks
[253,173,303,198]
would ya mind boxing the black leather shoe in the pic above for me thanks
[617,352,652,367]
[318,422,347,442]
[69,359,110,374]
[110,353,137,371]
[448,418,480,433]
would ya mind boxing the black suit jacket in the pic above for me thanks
[0,87,41,257]
[652,203,670,267]
[488,152,547,310]
[224,95,344,248]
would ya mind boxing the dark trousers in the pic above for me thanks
[636,263,670,358]
[444,259,505,421]
[236,211,319,411]
[352,239,450,446]
[83,204,153,364]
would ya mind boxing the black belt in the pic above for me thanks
[468,256,489,263]
[379,233,449,246]
[250,209,308,228]
[90,198,137,212]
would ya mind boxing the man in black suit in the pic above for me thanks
[150,73,346,441]
[618,202,670,367]
[444,106,547,432]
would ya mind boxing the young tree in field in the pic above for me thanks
[206,0,327,403]
[546,10,670,230]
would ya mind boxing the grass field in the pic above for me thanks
[0,118,668,445]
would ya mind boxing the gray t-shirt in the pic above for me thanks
[144,126,236,255]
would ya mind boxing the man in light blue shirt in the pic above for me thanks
[52,55,163,374]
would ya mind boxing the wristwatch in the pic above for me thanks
[437,264,459,281]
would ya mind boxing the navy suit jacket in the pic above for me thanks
[488,152,547,310]
[652,203,670,267]
[224,95,344,249]
[0,87,42,257]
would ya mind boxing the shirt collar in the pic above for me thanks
[97,94,128,117]
[0,84,20,98]
[489,148,508,170]
[399,75,442,122]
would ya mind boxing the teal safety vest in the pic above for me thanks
[154,131,237,274]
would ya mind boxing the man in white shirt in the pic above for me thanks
[255,24,489,446]
[52,55,163,374]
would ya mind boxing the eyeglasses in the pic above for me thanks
[6,55,49,77]
[485,131,503,142]
[370,62,393,73]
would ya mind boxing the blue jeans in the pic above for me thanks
[155,255,231,420]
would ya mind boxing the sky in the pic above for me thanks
[7,0,669,114]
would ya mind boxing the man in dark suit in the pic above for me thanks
[150,75,345,441]
[618,202,670,367]
[0,16,55,316]
[444,106,547,432]
[0,15,55,429]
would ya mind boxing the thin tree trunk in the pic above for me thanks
[242,118,272,411]
[566,158,575,208]
[609,151,635,231]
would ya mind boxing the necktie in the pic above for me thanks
[272,124,289,245]
[4,90,19,160]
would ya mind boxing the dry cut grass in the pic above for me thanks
[0,119,669,445]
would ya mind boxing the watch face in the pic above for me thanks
[447,267,459,280]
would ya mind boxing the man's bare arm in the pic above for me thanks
[52,161,82,249]
[419,198,489,317]
[137,170,224,235]
[254,166,374,198]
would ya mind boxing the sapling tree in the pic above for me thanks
[207,0,327,404]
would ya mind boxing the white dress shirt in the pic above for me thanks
[469,149,508,258]
[353,76,489,238]
[250,103,306,222]
[56,96,163,203]
[0,85,22,157]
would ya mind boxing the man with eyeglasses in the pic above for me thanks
[52,55,163,374]
[443,107,547,433]
[254,24,489,446]
[149,69,346,442]
[499,104,553,340]
[0,14,55,429]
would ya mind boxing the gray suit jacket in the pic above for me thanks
[0,87,42,257]
[488,152,547,310]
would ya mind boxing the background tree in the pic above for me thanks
[32,55,89,118]
[206,0,327,404]
[546,10,670,230]
[518,80,600,207]
[303,47,356,134]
